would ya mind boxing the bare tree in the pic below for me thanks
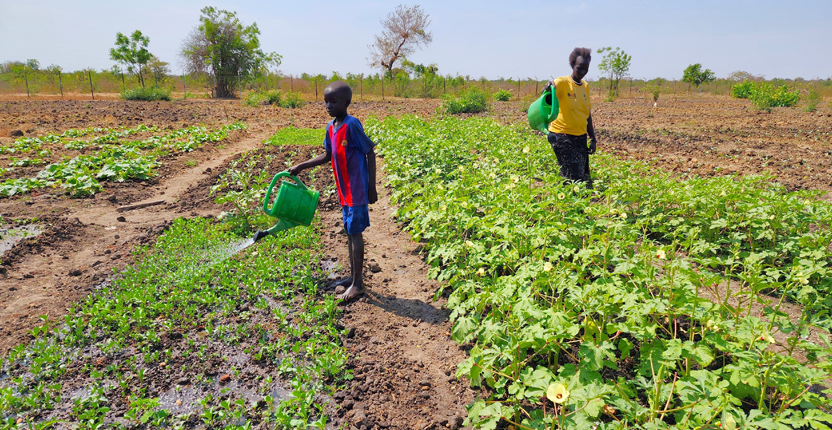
[368,5,432,75]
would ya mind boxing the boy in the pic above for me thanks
[288,81,377,302]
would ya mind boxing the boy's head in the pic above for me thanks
[324,81,352,118]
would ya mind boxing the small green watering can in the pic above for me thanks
[252,172,319,242]
[527,85,559,133]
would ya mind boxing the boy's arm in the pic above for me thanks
[367,148,378,204]
[288,151,331,176]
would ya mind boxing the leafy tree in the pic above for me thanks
[110,30,152,88]
[142,56,171,84]
[682,63,716,90]
[596,47,631,99]
[368,5,433,76]
[180,7,281,98]
[26,59,40,70]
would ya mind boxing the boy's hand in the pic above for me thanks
[288,165,303,176]
[368,187,378,204]
[588,139,597,155]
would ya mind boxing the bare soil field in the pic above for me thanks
[1,94,830,428]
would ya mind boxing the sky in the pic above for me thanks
[1,0,831,80]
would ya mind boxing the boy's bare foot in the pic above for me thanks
[338,284,365,302]
[333,277,352,288]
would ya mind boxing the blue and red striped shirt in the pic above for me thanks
[324,115,375,207]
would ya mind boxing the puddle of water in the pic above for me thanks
[157,379,292,416]
[0,224,43,256]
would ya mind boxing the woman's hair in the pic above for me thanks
[569,48,592,68]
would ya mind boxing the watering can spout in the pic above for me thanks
[252,230,270,243]
[252,218,301,243]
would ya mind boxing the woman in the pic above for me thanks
[546,47,597,186]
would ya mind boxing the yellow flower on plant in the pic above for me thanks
[543,262,553,272]
[477,267,486,276]
[546,383,569,404]
[522,146,530,153]
[558,193,565,200]
[656,249,666,260]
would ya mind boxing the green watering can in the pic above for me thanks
[252,172,320,242]
[527,84,559,133]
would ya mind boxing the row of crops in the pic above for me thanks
[1,217,344,429]
[0,122,246,197]
[366,116,832,429]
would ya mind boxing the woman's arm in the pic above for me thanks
[587,114,597,154]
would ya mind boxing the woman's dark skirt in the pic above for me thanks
[547,132,590,183]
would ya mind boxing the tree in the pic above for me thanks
[110,30,152,88]
[25,59,40,70]
[596,47,631,99]
[682,63,716,90]
[180,7,281,98]
[368,5,432,76]
[142,56,171,85]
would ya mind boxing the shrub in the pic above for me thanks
[279,92,305,108]
[243,90,282,107]
[120,86,171,101]
[493,89,511,101]
[804,88,821,112]
[441,88,488,114]
[749,82,800,111]
[730,79,755,99]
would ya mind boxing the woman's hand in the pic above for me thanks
[588,139,597,154]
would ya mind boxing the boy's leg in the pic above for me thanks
[334,235,353,288]
[338,233,365,301]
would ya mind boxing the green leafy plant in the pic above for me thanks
[682,63,716,90]
[731,79,755,99]
[441,88,488,114]
[109,30,153,88]
[119,86,171,101]
[365,115,832,429]
[493,89,511,101]
[804,88,821,112]
[597,46,632,99]
[280,91,305,108]
[750,82,800,111]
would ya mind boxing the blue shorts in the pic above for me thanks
[342,205,370,235]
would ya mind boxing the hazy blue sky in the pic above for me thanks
[2,0,830,80]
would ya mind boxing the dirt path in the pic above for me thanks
[319,165,477,430]
[0,131,269,353]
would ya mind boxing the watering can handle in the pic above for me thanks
[262,171,307,213]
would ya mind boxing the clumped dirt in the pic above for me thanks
[1,95,831,427]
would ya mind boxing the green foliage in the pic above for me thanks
[109,30,152,88]
[804,88,821,112]
[750,82,801,111]
[211,155,273,234]
[119,86,171,101]
[493,89,511,101]
[730,80,801,110]
[596,46,631,98]
[683,63,716,88]
[0,123,246,198]
[181,7,282,98]
[263,127,323,147]
[367,115,832,429]
[242,90,303,108]
[441,88,488,114]
[731,79,755,99]
[280,91,305,108]
[0,217,344,428]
